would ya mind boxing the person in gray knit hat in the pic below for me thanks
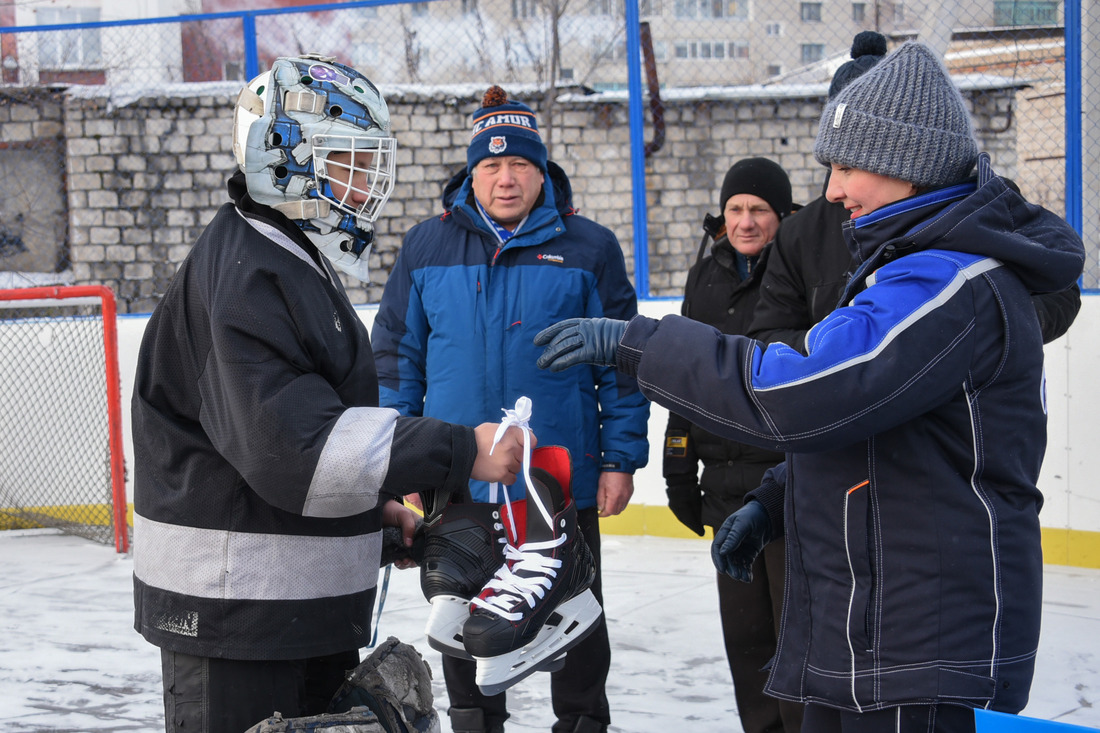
[536,39,1086,732]
[814,41,979,189]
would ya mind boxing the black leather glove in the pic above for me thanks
[666,482,704,536]
[711,500,771,582]
[534,318,628,372]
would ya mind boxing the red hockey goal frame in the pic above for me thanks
[0,286,129,553]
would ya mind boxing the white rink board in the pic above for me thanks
[114,295,1100,536]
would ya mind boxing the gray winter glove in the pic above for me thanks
[534,318,627,372]
[711,500,771,582]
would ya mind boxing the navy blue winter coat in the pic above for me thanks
[616,156,1085,714]
[373,163,649,507]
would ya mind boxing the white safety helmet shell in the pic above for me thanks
[231,54,397,281]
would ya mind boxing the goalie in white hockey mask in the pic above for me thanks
[232,54,396,281]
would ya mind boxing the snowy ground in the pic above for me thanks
[1,529,1098,732]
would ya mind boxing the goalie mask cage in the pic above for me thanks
[0,286,129,553]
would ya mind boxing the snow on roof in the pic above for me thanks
[61,71,1031,113]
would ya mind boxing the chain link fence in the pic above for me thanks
[0,0,1096,305]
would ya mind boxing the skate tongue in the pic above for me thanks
[503,499,527,546]
[529,446,573,505]
[525,468,564,544]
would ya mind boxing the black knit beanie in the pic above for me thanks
[718,158,792,219]
[828,31,888,99]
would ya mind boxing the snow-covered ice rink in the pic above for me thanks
[2,529,1098,732]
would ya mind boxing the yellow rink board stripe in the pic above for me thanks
[4,503,1098,570]
[597,504,1100,570]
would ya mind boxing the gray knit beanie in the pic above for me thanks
[813,41,979,188]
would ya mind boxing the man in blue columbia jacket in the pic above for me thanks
[372,86,649,733]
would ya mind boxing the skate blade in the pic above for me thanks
[425,595,474,660]
[473,589,603,696]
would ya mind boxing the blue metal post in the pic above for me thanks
[622,0,650,299]
[1065,0,1082,237]
[243,13,259,80]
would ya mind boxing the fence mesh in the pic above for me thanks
[0,293,122,547]
[0,0,1096,302]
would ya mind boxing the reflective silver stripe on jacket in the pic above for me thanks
[306,406,398,518]
[133,513,381,601]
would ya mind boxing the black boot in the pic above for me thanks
[570,715,606,733]
[449,706,506,733]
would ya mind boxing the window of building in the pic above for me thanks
[671,40,746,60]
[765,22,783,36]
[801,43,826,63]
[513,0,538,18]
[894,2,905,22]
[729,0,749,18]
[800,2,823,21]
[590,0,614,14]
[640,0,662,14]
[411,2,430,16]
[729,41,749,58]
[35,7,102,69]
[993,0,1058,24]
[560,67,575,81]
[461,0,479,13]
[852,2,866,21]
[766,63,783,76]
[224,61,245,81]
[674,0,746,19]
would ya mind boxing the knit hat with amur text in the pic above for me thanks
[813,41,979,188]
[467,86,548,173]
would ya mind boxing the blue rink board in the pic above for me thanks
[976,710,1098,732]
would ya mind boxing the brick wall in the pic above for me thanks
[47,84,1018,312]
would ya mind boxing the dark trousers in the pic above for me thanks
[718,538,804,733]
[802,703,977,733]
[160,648,360,733]
[443,507,610,733]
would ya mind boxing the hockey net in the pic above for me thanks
[0,286,129,553]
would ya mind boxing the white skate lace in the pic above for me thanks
[476,397,567,621]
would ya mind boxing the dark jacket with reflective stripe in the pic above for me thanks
[132,175,475,660]
[617,158,1085,714]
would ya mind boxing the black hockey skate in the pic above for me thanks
[420,500,507,659]
[462,445,603,696]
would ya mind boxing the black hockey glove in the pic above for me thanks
[379,520,426,567]
[534,318,627,372]
[711,500,771,583]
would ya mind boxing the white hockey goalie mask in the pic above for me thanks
[232,54,396,281]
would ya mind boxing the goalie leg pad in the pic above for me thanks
[244,708,390,732]
[327,636,441,733]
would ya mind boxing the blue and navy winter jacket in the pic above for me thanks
[617,156,1085,714]
[372,162,649,507]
